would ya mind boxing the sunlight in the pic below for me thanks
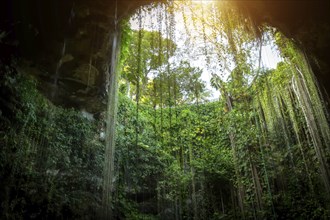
[194,0,213,5]
[130,1,282,100]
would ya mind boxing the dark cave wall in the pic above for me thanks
[235,0,330,98]
[1,0,330,111]
[0,0,153,113]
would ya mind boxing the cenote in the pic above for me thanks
[1,0,330,219]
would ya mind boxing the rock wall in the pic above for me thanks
[235,0,330,98]
[0,0,151,113]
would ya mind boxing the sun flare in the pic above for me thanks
[195,0,212,4]
[182,0,213,6]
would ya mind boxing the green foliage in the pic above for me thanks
[120,29,177,97]
[115,8,330,217]
[143,61,210,106]
[0,69,104,219]
[113,94,170,218]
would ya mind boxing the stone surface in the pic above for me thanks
[235,1,330,97]
[0,0,153,113]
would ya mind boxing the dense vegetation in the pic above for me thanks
[0,65,104,218]
[1,1,330,219]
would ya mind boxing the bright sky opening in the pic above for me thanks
[130,1,283,100]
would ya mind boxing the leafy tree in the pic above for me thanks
[121,29,177,98]
[142,61,209,106]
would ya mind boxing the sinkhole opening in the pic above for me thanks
[124,1,283,104]
[106,1,330,219]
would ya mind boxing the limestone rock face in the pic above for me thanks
[0,0,151,113]
[1,0,330,111]
[234,1,330,96]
